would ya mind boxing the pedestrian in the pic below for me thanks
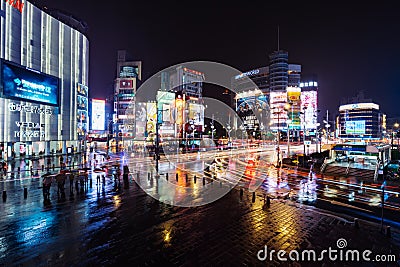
[69,172,75,194]
[42,174,53,201]
[56,173,66,195]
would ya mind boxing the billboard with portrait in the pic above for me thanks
[2,60,59,106]
[91,99,105,131]
[146,102,157,135]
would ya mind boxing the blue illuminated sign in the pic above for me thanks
[2,60,59,106]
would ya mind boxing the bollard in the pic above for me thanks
[148,172,150,180]
[166,173,169,180]
[176,173,178,181]
[252,192,256,203]
[18,167,20,173]
[266,196,271,206]
[203,177,205,185]
[72,162,75,168]
[220,181,222,187]
[42,165,44,171]
[386,226,391,237]
[2,191,6,202]
[194,175,197,184]
[52,164,55,170]
[240,188,243,199]
[354,218,359,229]
[24,187,28,199]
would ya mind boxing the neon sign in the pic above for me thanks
[5,0,24,13]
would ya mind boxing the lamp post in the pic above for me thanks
[284,103,292,157]
[286,119,292,156]
[381,180,386,232]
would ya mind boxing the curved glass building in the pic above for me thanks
[0,0,89,160]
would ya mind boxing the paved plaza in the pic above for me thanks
[1,161,400,266]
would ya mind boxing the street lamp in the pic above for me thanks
[286,119,292,156]
[323,110,331,144]
[284,103,292,157]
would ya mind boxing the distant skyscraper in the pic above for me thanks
[288,64,301,87]
[268,50,288,92]
[113,50,142,145]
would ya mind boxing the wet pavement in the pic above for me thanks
[1,153,400,266]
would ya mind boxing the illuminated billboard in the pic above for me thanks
[175,98,185,125]
[301,90,318,130]
[146,102,157,135]
[76,83,89,137]
[135,102,147,138]
[188,103,204,127]
[91,99,105,131]
[157,91,175,123]
[287,87,301,129]
[345,120,366,135]
[2,60,59,106]
[270,91,288,128]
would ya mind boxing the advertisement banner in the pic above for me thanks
[175,98,185,125]
[300,90,318,130]
[91,99,105,131]
[157,91,175,123]
[135,102,147,138]
[188,103,204,127]
[345,120,366,135]
[270,91,288,126]
[287,87,301,129]
[146,102,157,135]
[2,60,59,106]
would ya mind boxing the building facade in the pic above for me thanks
[113,50,142,144]
[338,102,385,140]
[0,0,89,160]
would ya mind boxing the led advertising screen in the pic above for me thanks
[287,87,301,129]
[2,60,59,106]
[146,102,157,135]
[345,120,366,135]
[270,91,288,127]
[91,99,105,131]
[301,90,318,130]
[188,103,204,127]
[157,91,175,123]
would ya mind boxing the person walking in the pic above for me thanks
[42,173,53,201]
[69,172,75,194]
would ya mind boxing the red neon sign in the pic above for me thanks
[5,0,24,13]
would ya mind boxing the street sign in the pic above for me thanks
[304,140,311,145]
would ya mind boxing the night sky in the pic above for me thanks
[32,1,400,119]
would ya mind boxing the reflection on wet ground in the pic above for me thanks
[1,149,400,265]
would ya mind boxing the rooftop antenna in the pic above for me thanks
[277,25,280,51]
